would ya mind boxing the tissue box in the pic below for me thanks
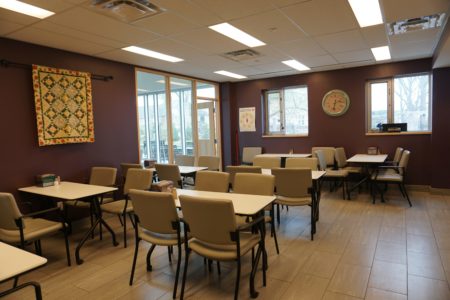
[36,174,56,187]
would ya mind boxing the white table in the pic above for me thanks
[0,242,47,300]
[346,154,388,198]
[176,189,275,216]
[19,182,118,264]
[258,153,312,167]
[262,169,326,180]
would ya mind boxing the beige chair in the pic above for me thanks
[242,147,262,165]
[384,147,404,167]
[195,171,230,193]
[197,155,220,171]
[101,168,153,247]
[371,150,412,206]
[0,193,71,266]
[179,195,265,300]
[334,148,362,174]
[64,167,117,234]
[155,164,183,188]
[175,155,195,166]
[120,163,143,184]
[272,168,315,239]
[316,150,349,199]
[252,155,281,169]
[285,157,318,170]
[312,147,336,168]
[233,173,279,254]
[225,165,262,190]
[128,190,187,298]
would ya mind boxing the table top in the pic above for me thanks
[18,181,117,200]
[258,153,311,158]
[347,154,388,163]
[176,189,275,216]
[147,166,208,175]
[0,242,47,282]
[262,169,326,180]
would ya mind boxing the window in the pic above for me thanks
[264,86,308,136]
[367,73,431,132]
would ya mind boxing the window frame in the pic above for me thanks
[263,85,309,137]
[366,72,432,134]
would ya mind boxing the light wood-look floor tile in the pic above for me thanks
[408,275,450,300]
[374,241,406,265]
[364,287,406,300]
[368,260,407,294]
[407,251,447,280]
[328,264,371,298]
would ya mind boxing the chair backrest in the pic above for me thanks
[311,147,335,167]
[197,156,220,171]
[0,193,22,230]
[315,150,328,171]
[393,147,404,164]
[175,155,195,167]
[225,165,262,187]
[120,163,143,180]
[123,169,153,195]
[252,155,281,169]
[334,147,348,168]
[195,171,230,193]
[129,190,178,234]
[89,167,117,186]
[155,164,182,188]
[179,195,236,245]
[285,157,318,170]
[233,173,275,196]
[242,147,262,164]
[272,168,312,198]
[398,150,410,175]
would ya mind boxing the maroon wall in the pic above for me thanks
[0,38,138,202]
[223,59,437,186]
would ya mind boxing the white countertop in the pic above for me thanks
[347,154,388,163]
[262,169,326,180]
[0,242,47,281]
[257,153,311,158]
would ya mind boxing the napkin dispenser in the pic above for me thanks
[36,174,56,187]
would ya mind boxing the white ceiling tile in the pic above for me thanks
[170,27,247,54]
[274,38,327,58]
[7,27,112,56]
[33,21,125,48]
[191,0,274,21]
[360,24,389,48]
[391,39,435,60]
[333,49,374,64]
[46,7,160,45]
[0,19,23,35]
[281,0,358,36]
[0,9,41,25]
[269,0,313,8]
[133,11,201,36]
[381,0,450,23]
[135,38,207,61]
[251,62,292,73]
[187,55,243,70]
[389,28,441,44]
[315,30,368,54]
[0,0,73,24]
[231,10,306,44]
[301,55,338,68]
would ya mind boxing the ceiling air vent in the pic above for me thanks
[388,13,446,35]
[222,49,261,62]
[91,0,164,23]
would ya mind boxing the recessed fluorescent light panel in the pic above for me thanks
[0,0,54,19]
[214,70,247,79]
[122,46,183,63]
[348,0,383,27]
[209,23,266,47]
[282,60,310,71]
[371,46,391,61]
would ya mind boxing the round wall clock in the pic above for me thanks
[322,89,350,116]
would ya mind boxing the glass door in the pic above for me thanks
[197,100,216,156]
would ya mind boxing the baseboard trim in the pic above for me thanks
[429,187,450,195]
[406,184,429,192]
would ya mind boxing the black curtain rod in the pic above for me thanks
[0,59,113,81]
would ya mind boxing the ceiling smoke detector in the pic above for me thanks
[388,13,446,35]
[91,0,164,22]
[222,49,261,62]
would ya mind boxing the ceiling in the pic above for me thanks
[1,0,450,82]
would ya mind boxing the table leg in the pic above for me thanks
[0,281,43,300]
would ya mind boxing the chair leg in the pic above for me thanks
[217,261,221,275]
[270,212,280,254]
[129,239,140,285]
[168,246,172,263]
[63,226,71,266]
[234,259,241,300]
[90,205,94,239]
[398,183,406,197]
[401,184,412,207]
[173,243,182,299]
[146,244,156,271]
[276,203,280,225]
[180,248,190,300]
[123,212,127,248]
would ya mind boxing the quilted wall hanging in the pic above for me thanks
[32,64,95,146]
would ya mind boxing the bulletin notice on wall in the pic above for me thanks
[239,107,256,132]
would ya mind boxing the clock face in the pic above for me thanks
[322,89,350,116]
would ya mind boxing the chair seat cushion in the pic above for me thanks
[372,172,402,182]
[139,227,186,246]
[101,199,133,214]
[324,170,349,178]
[275,195,311,206]
[189,232,260,261]
[0,218,63,243]
[343,166,362,173]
